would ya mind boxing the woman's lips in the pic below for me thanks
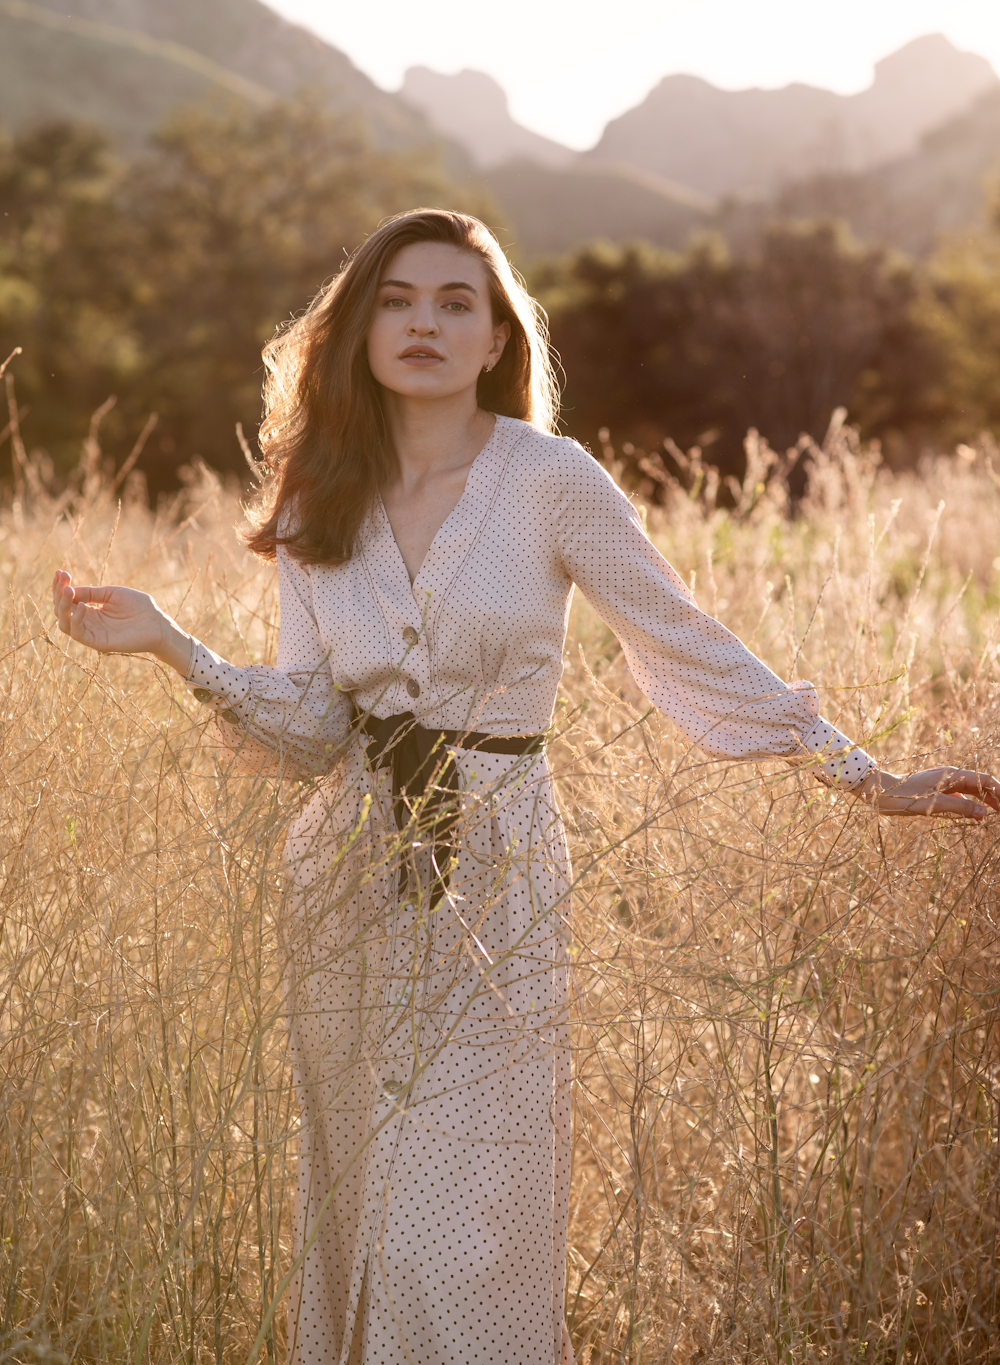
[399,346,443,365]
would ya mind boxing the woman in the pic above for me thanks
[53,209,998,1365]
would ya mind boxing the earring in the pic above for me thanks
[482,361,493,373]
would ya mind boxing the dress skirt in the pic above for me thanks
[281,738,573,1365]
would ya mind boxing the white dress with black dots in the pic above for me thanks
[185,415,874,1365]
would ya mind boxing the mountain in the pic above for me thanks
[5,6,999,263]
[399,67,574,169]
[756,84,1000,258]
[391,38,1000,259]
[0,0,429,145]
[398,65,713,257]
[587,35,998,198]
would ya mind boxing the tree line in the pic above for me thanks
[0,102,475,494]
[2,99,999,495]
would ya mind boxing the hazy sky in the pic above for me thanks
[263,0,1000,150]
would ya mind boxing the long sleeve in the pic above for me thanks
[184,544,351,774]
[554,448,875,790]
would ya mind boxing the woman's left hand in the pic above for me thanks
[860,767,1000,819]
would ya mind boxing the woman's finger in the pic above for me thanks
[941,771,1000,811]
[877,792,988,819]
[52,571,90,637]
[61,592,96,639]
[68,601,92,645]
[65,583,113,605]
[54,581,76,635]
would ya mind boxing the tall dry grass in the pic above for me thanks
[1,398,998,1364]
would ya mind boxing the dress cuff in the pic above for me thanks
[800,717,877,791]
[185,641,251,723]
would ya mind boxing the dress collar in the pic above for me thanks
[364,415,522,609]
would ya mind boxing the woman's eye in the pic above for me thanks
[384,297,407,309]
[445,301,469,312]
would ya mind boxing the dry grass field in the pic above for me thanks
[1,400,999,1363]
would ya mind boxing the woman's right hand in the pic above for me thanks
[52,570,193,674]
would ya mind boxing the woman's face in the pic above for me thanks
[366,242,510,403]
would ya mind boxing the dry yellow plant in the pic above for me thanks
[1,406,998,1363]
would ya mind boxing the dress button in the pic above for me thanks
[220,708,241,725]
[193,687,215,703]
[402,625,418,645]
[406,678,420,698]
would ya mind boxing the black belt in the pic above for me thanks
[353,707,544,906]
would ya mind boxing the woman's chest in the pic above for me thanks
[308,509,572,684]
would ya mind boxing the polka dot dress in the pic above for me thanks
[185,416,876,1365]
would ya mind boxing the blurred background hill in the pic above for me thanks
[586,35,996,197]
[3,0,1000,492]
[745,85,1000,258]
[5,3,998,256]
[400,66,574,169]
[0,0,428,145]
[399,33,1000,258]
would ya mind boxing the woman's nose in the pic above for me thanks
[407,304,438,334]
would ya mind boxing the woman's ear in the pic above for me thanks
[488,319,511,368]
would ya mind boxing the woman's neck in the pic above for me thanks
[378,393,497,583]
[382,390,493,482]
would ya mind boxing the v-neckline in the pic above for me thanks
[377,417,501,594]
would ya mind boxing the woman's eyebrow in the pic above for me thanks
[378,278,479,294]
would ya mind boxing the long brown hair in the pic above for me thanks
[243,209,560,565]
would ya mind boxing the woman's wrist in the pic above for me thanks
[858,769,901,803]
[153,617,195,676]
